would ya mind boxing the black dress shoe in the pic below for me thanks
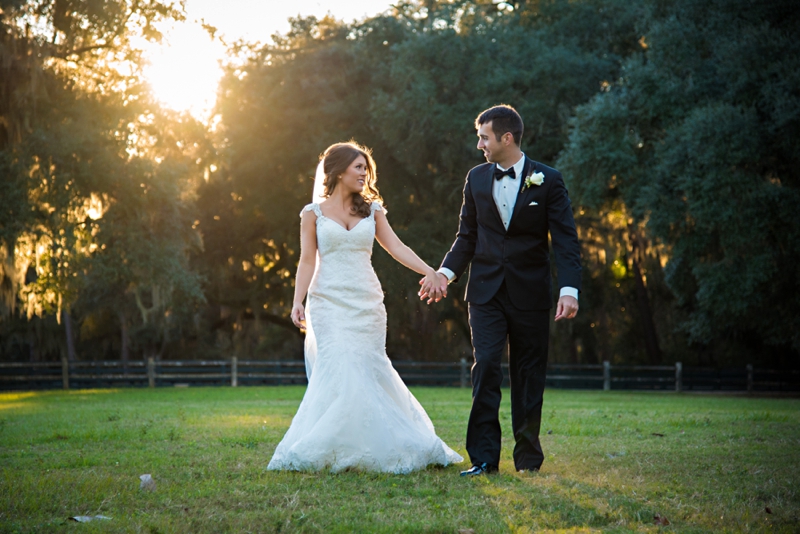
[460,463,498,477]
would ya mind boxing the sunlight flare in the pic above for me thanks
[143,23,224,118]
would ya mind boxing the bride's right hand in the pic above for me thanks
[419,270,447,304]
[291,303,306,329]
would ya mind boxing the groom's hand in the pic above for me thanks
[419,272,448,304]
[554,295,579,321]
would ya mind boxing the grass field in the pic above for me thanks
[0,386,798,533]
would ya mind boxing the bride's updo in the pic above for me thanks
[320,141,383,218]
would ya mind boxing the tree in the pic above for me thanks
[0,0,206,362]
[558,0,800,364]
[208,0,644,361]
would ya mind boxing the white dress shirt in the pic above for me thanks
[493,154,527,230]
[439,154,579,301]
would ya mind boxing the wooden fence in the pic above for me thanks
[1,359,798,393]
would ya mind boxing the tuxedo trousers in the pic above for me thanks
[466,281,550,470]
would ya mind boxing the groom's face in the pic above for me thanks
[477,122,508,164]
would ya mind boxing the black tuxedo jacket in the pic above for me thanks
[441,156,581,310]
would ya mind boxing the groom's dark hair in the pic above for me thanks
[475,105,523,146]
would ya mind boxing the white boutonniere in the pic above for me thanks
[523,171,545,190]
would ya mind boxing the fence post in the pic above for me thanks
[746,364,753,394]
[460,358,468,388]
[675,362,683,392]
[147,357,155,388]
[61,357,69,390]
[231,356,238,387]
[603,361,611,391]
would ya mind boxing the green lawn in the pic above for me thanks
[0,387,797,533]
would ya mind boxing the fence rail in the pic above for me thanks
[1,358,798,393]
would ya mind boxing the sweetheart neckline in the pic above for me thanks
[318,214,372,232]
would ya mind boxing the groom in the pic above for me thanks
[421,104,581,475]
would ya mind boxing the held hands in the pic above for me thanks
[554,295,579,321]
[291,302,306,330]
[418,270,448,305]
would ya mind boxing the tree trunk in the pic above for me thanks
[63,309,76,362]
[118,310,129,374]
[559,320,578,363]
[424,0,437,30]
[29,329,39,362]
[628,222,661,364]
[157,328,168,360]
[597,308,612,364]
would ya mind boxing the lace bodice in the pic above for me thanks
[301,201,383,257]
[301,202,384,303]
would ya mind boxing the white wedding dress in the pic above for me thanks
[267,202,463,473]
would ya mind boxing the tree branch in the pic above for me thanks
[50,43,114,59]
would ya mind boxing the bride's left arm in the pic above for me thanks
[374,209,437,278]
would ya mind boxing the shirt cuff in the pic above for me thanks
[560,286,579,300]
[437,267,455,283]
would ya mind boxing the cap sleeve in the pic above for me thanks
[370,201,386,215]
[300,203,322,218]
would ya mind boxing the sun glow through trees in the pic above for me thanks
[142,23,224,119]
[139,0,395,119]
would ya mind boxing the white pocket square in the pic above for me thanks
[529,201,538,206]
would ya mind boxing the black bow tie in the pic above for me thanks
[494,167,516,180]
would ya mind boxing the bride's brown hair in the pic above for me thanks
[320,141,383,218]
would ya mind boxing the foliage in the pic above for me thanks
[1,0,799,366]
[558,0,800,364]
[0,0,205,361]
[205,0,645,362]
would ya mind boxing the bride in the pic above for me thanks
[267,141,463,473]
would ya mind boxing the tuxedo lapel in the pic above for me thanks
[510,157,537,223]
[478,164,505,229]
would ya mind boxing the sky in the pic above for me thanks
[186,0,396,43]
[143,0,396,118]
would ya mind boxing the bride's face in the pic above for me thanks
[338,155,368,194]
